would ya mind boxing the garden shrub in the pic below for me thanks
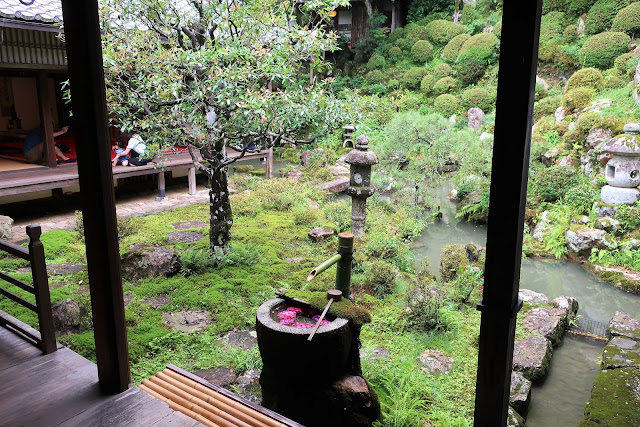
[434,94,461,117]
[403,280,446,332]
[364,260,397,298]
[455,33,499,84]
[387,27,405,43]
[397,92,427,111]
[563,23,578,42]
[180,248,216,276]
[563,87,593,112]
[406,26,429,45]
[615,202,640,230]
[461,87,493,112]
[365,70,384,84]
[460,3,479,24]
[585,0,631,36]
[567,0,597,17]
[432,76,457,94]
[580,32,631,69]
[564,183,598,214]
[322,199,350,232]
[493,19,502,38]
[367,55,386,71]
[614,52,640,77]
[538,42,562,64]
[439,244,469,282]
[602,69,628,89]
[442,33,471,63]
[388,78,401,90]
[401,67,428,89]
[542,0,569,14]
[446,265,483,303]
[611,2,640,37]
[394,37,413,51]
[540,12,566,43]
[566,67,604,91]
[432,62,452,80]
[555,44,581,71]
[535,84,549,101]
[420,73,435,93]
[366,84,389,96]
[425,19,466,46]
[529,165,581,202]
[73,210,134,243]
[411,39,434,63]
[388,46,403,63]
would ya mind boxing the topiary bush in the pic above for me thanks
[406,25,429,45]
[566,67,604,91]
[420,73,435,93]
[411,39,434,63]
[367,54,386,71]
[614,52,640,76]
[394,37,413,51]
[611,2,640,37]
[493,19,502,38]
[563,23,578,42]
[388,46,403,63]
[585,0,631,36]
[401,67,429,89]
[454,33,500,84]
[432,76,457,94]
[534,95,563,121]
[364,260,397,299]
[580,32,631,69]
[542,0,569,14]
[555,44,582,71]
[387,27,405,43]
[461,87,494,112]
[442,33,471,63]
[432,62,453,80]
[434,94,461,117]
[529,165,581,202]
[563,87,593,112]
[425,19,466,46]
[540,11,566,43]
[602,69,628,89]
[567,0,597,17]
[365,70,384,85]
[460,3,479,24]
[439,244,469,282]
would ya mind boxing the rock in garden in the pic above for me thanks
[162,310,211,333]
[519,289,549,304]
[510,371,532,419]
[419,349,454,375]
[233,369,262,404]
[581,368,640,425]
[581,152,597,176]
[554,106,565,123]
[219,330,258,350]
[532,211,552,241]
[536,75,549,89]
[301,148,326,166]
[327,375,381,427]
[586,128,612,149]
[308,226,335,242]
[467,108,485,131]
[551,296,579,316]
[479,132,493,141]
[363,346,390,360]
[609,311,640,341]
[317,177,350,193]
[523,307,567,346]
[540,147,559,166]
[46,263,86,276]
[0,215,13,239]
[172,220,207,230]
[602,336,640,369]
[577,14,586,38]
[167,231,204,243]
[121,243,182,279]
[581,99,612,114]
[52,298,91,336]
[565,227,616,257]
[594,217,621,234]
[284,257,303,263]
[594,202,617,218]
[193,366,237,387]
[507,406,526,427]
[330,165,350,176]
[144,294,171,308]
[512,337,552,381]
[285,169,303,181]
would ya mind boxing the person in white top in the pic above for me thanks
[112,131,151,166]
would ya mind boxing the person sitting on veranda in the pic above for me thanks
[23,125,75,164]
[112,131,152,166]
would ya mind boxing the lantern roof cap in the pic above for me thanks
[600,123,640,155]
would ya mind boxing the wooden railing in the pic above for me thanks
[0,225,56,354]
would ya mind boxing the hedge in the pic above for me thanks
[401,67,429,90]
[433,76,458,94]
[432,63,453,80]
[584,0,631,36]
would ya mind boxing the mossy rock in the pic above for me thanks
[281,289,372,327]
[582,368,640,426]
[234,165,255,173]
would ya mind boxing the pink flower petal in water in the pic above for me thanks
[292,322,315,328]
[278,310,297,320]
[287,307,304,314]
[279,318,295,325]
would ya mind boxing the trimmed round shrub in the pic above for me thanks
[420,73,435,93]
[614,52,640,74]
[440,244,469,282]
[462,87,493,112]
[367,55,386,71]
[406,26,429,45]
[364,260,397,298]
[538,42,561,64]
[366,84,389,96]
[580,32,631,69]
[460,3,478,24]
[411,39,434,63]
[566,67,604,91]
[401,67,428,89]
[394,37,413,51]
[611,3,640,37]
[432,63,453,80]
[433,76,457,94]
[365,70,384,84]
[388,46,403,62]
[542,0,569,14]
[529,165,581,202]
[493,19,502,38]
[388,78,400,90]
[534,95,563,121]
[568,0,598,17]
[455,33,500,84]
[434,94,461,117]
[387,27,405,43]
[425,19,466,46]
[585,0,631,36]
[442,33,471,63]
[540,12,566,43]
[563,23,578,42]
[602,68,628,89]
[563,87,593,112]
[555,45,581,71]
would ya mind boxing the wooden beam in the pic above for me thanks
[188,167,196,195]
[60,0,130,393]
[37,73,57,168]
[473,0,542,425]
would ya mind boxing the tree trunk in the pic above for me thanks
[208,158,232,262]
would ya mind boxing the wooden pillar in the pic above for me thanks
[36,73,56,168]
[188,167,197,195]
[27,225,56,355]
[157,171,166,200]
[473,0,542,425]
[391,0,397,30]
[61,0,130,394]
[266,146,273,179]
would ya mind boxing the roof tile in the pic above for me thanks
[0,0,63,24]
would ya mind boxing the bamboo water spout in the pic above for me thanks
[307,232,355,299]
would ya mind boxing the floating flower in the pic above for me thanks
[312,315,331,326]
[287,307,304,314]
[278,310,297,320]
[279,318,295,325]
[292,322,315,328]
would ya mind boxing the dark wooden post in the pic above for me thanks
[157,170,166,200]
[37,73,56,168]
[61,0,130,393]
[26,225,56,354]
[473,0,542,425]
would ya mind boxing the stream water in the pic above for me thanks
[410,184,640,426]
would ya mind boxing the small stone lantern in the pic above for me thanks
[600,123,640,204]
[345,135,378,237]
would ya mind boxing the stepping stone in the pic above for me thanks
[609,311,640,341]
[192,366,237,387]
[218,330,258,350]
[419,349,453,375]
[308,226,335,242]
[284,257,304,263]
[46,263,86,276]
[172,220,207,230]
[602,336,640,369]
[231,369,262,404]
[509,371,531,417]
[518,289,548,304]
[167,231,205,243]
[523,307,567,346]
[162,310,211,333]
[144,294,171,308]
[512,337,552,381]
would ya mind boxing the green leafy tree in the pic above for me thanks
[100,0,352,260]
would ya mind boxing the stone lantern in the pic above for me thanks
[345,135,378,237]
[600,123,640,204]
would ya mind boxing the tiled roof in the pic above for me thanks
[0,0,63,25]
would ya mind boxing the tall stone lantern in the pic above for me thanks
[345,135,378,237]
[600,123,640,204]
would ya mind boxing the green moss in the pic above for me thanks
[582,368,640,426]
[282,289,372,326]
[563,87,593,112]
[233,165,255,173]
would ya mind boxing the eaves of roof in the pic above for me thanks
[0,0,63,27]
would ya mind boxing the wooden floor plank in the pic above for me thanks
[150,411,204,427]
[0,327,42,372]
